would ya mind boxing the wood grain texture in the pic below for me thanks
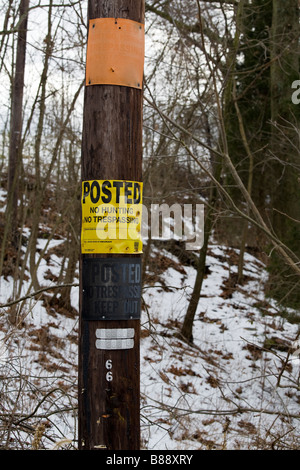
[81,85,143,181]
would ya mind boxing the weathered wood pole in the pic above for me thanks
[78,0,145,450]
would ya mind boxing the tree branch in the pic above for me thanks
[144,92,300,276]
[0,283,79,310]
[145,1,225,45]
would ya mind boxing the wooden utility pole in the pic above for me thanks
[79,0,145,450]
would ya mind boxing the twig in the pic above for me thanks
[0,283,79,309]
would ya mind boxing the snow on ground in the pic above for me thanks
[140,245,300,450]
[0,231,299,449]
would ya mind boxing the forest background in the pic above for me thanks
[0,0,299,450]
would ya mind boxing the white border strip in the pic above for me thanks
[95,328,135,339]
[96,338,134,350]
[95,328,135,350]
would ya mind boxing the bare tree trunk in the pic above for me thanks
[0,0,29,275]
[180,0,245,342]
[180,160,222,343]
[28,0,53,291]
[7,0,29,241]
[0,0,29,323]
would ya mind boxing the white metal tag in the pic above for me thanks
[95,328,135,350]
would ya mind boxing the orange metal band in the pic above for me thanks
[85,18,144,89]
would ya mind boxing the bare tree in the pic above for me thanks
[144,0,300,343]
[0,1,29,276]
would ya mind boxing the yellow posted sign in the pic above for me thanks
[81,180,143,254]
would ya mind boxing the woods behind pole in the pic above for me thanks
[79,1,145,450]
